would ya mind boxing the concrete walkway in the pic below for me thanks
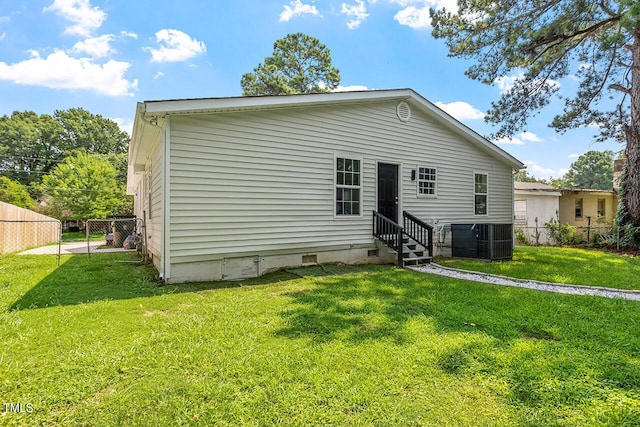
[19,241,135,255]
[412,263,640,302]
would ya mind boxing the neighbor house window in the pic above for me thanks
[575,198,583,218]
[474,173,488,215]
[418,166,437,196]
[336,157,361,216]
[597,199,606,217]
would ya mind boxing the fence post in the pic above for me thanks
[86,219,91,259]
[57,220,62,266]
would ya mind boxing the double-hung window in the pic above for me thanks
[474,173,488,215]
[417,166,437,196]
[336,157,361,216]
[575,198,583,219]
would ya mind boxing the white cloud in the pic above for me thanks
[342,0,368,29]
[112,117,133,136]
[494,131,543,145]
[44,0,106,37]
[435,101,485,121]
[333,84,372,92]
[71,34,115,58]
[0,32,6,42]
[153,71,164,79]
[120,30,138,40]
[495,136,526,145]
[394,5,430,29]
[523,160,556,176]
[494,73,521,94]
[280,0,321,22]
[390,0,457,29]
[146,29,206,63]
[520,131,542,142]
[568,153,580,159]
[0,50,137,96]
[494,72,560,94]
[0,16,10,24]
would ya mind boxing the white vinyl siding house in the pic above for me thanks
[127,89,523,283]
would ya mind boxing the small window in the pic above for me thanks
[575,198,583,219]
[474,173,488,215]
[597,199,606,217]
[418,166,437,196]
[336,157,361,216]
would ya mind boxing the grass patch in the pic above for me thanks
[1,253,639,425]
[437,246,640,290]
[61,231,105,243]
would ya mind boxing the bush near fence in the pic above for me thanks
[0,201,60,255]
[515,225,614,246]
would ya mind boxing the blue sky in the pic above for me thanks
[0,0,623,179]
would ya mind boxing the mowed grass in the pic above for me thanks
[0,251,639,426]
[438,245,640,290]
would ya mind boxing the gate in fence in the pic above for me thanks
[85,218,147,261]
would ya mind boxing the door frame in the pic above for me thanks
[376,161,402,223]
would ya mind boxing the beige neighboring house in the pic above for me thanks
[127,89,523,283]
[514,182,561,244]
[558,189,618,229]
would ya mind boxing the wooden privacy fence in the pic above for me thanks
[0,201,61,255]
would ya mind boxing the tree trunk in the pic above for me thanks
[623,29,640,228]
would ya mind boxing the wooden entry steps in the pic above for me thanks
[387,236,432,266]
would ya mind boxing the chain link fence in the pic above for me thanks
[515,225,614,246]
[85,218,147,261]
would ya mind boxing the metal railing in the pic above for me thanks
[402,211,433,258]
[373,211,403,267]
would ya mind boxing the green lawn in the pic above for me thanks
[438,246,640,290]
[61,231,105,242]
[1,250,639,425]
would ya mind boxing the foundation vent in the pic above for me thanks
[302,254,318,264]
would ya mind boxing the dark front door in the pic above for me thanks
[377,163,399,223]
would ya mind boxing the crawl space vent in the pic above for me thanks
[396,101,411,122]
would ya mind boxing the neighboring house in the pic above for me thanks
[513,182,617,244]
[514,182,561,244]
[559,189,618,230]
[127,89,524,283]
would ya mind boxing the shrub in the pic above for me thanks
[545,216,577,246]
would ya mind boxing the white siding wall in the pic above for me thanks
[147,141,163,263]
[167,100,515,268]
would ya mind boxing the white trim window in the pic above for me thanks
[417,166,437,196]
[335,156,362,216]
[474,172,488,215]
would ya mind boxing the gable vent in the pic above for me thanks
[396,101,411,122]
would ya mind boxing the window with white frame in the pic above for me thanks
[335,157,361,216]
[474,173,488,215]
[417,166,437,196]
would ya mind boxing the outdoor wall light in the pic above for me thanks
[411,169,416,181]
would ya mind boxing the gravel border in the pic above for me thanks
[411,263,640,302]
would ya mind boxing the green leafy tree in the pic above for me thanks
[39,152,129,220]
[241,33,341,95]
[0,109,129,188]
[0,176,36,209]
[0,111,63,186]
[430,1,640,231]
[514,170,546,183]
[564,150,615,190]
[54,108,129,154]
